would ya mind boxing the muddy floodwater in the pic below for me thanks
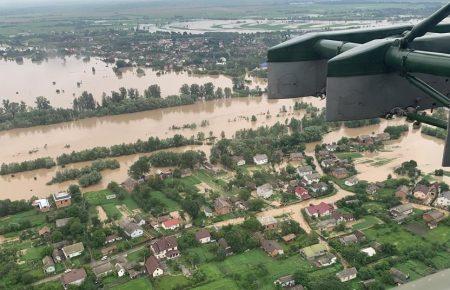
[0,57,448,200]
[0,95,322,199]
[0,56,239,108]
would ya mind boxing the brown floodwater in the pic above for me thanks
[0,56,240,108]
[0,95,323,199]
[0,66,448,201]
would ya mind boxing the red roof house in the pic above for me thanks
[305,202,334,218]
[161,219,180,230]
[295,186,311,200]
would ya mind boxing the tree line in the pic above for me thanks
[0,134,201,175]
[0,81,257,131]
[47,159,119,184]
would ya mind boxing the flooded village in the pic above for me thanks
[0,1,450,289]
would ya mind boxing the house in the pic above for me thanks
[52,191,71,208]
[121,178,138,193]
[434,191,450,208]
[60,268,86,289]
[42,256,55,274]
[305,202,334,218]
[150,236,180,260]
[282,233,296,243]
[119,219,144,238]
[354,230,366,242]
[38,226,51,236]
[390,268,409,285]
[339,234,358,245]
[301,243,327,260]
[295,186,311,200]
[195,229,211,244]
[361,247,376,257]
[232,156,246,166]
[161,218,180,230]
[101,245,117,256]
[52,248,64,263]
[134,214,146,226]
[344,176,359,187]
[310,182,329,194]
[367,183,380,195]
[331,211,355,222]
[214,197,232,215]
[92,260,113,278]
[257,216,278,230]
[357,135,374,145]
[33,198,51,212]
[253,154,268,165]
[331,168,349,179]
[203,206,213,217]
[321,158,338,169]
[62,242,84,259]
[325,143,338,151]
[336,267,358,282]
[145,255,164,277]
[261,240,284,257]
[257,183,273,199]
[274,275,296,287]
[55,217,71,228]
[390,203,414,216]
[413,184,430,200]
[296,165,313,177]
[315,253,337,267]
[317,218,338,231]
[395,185,410,199]
[115,263,126,277]
[423,209,445,228]
[218,238,233,256]
[303,173,320,185]
[105,234,122,244]
[290,152,304,161]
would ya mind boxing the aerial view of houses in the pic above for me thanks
[0,1,449,289]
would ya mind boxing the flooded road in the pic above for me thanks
[0,56,236,108]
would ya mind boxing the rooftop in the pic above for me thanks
[257,216,277,226]
[53,191,71,201]
[61,268,86,285]
[62,242,84,255]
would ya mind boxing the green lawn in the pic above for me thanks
[194,278,239,290]
[154,275,191,290]
[84,189,141,219]
[352,216,383,230]
[0,209,46,228]
[430,251,450,269]
[22,244,46,261]
[155,249,329,290]
[85,189,138,209]
[394,259,434,280]
[102,203,122,219]
[111,277,154,290]
[335,152,363,159]
[149,191,181,211]
[423,224,450,244]
[364,226,426,252]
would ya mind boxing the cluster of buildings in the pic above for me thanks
[32,191,72,212]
